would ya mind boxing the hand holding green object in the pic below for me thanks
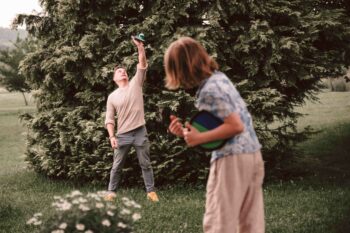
[133,33,145,42]
[189,110,228,151]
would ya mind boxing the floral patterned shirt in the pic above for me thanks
[195,71,261,162]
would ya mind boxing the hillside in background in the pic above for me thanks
[0,27,27,50]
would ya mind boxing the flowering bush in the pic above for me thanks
[26,190,141,233]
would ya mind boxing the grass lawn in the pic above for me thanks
[0,89,350,233]
[296,90,350,130]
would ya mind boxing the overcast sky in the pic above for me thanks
[0,0,42,28]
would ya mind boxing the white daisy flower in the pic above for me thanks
[117,222,127,228]
[120,208,131,215]
[34,212,43,217]
[132,213,141,221]
[108,205,117,210]
[60,201,72,211]
[87,193,97,198]
[101,219,111,227]
[97,191,108,197]
[51,230,65,233]
[76,223,85,231]
[59,222,68,229]
[26,217,37,225]
[79,204,90,212]
[107,210,114,216]
[122,197,130,202]
[130,200,141,208]
[72,199,80,204]
[78,197,88,203]
[71,190,83,197]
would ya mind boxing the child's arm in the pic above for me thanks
[183,112,244,147]
[168,115,185,138]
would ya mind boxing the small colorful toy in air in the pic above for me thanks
[189,110,228,151]
[133,33,145,42]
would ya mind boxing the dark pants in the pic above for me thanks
[108,126,155,193]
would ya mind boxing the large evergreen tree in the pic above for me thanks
[15,0,350,185]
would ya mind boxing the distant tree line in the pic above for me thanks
[0,27,27,49]
[0,37,36,105]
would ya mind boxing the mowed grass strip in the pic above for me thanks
[296,90,350,130]
[0,88,34,114]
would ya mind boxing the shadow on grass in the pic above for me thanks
[0,201,22,224]
[280,123,350,184]
[269,122,350,233]
[335,207,350,233]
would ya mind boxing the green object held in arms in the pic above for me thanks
[191,122,224,150]
[190,110,228,151]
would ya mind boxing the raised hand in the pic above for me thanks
[132,36,144,47]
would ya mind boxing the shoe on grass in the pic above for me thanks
[147,191,159,202]
[104,192,116,201]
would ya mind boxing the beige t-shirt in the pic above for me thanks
[105,66,147,134]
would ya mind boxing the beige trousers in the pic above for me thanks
[203,151,265,233]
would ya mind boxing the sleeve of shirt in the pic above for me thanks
[131,64,148,87]
[197,88,239,121]
[104,96,115,127]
